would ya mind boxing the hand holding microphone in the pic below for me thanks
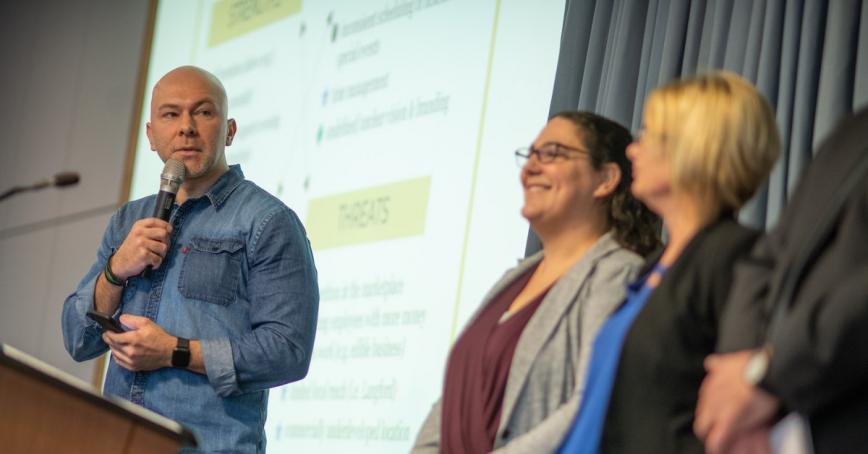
[110,160,185,281]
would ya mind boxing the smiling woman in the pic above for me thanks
[412,112,660,454]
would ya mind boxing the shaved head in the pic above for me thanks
[151,66,229,118]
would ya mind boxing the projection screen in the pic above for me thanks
[129,0,566,451]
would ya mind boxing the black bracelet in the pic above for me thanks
[104,253,127,287]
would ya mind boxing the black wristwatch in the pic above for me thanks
[172,337,191,368]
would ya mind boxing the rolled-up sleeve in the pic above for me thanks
[202,206,319,397]
[200,336,237,396]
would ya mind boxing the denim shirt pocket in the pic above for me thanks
[179,237,244,306]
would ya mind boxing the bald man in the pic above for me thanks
[62,66,319,453]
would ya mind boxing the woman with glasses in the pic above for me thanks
[413,112,660,454]
[556,72,781,454]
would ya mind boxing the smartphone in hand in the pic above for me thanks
[86,309,126,333]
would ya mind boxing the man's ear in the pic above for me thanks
[146,123,156,151]
[593,163,621,198]
[226,119,237,146]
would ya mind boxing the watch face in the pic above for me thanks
[172,349,191,368]
[173,338,191,368]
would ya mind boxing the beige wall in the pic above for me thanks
[0,0,151,383]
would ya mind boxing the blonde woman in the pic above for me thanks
[556,72,781,454]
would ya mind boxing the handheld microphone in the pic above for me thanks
[0,171,81,202]
[153,159,185,221]
[144,159,185,277]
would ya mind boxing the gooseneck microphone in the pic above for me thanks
[144,159,185,277]
[0,171,81,202]
[50,172,81,187]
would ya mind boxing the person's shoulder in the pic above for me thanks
[568,235,644,287]
[594,234,645,270]
[705,217,760,250]
[233,180,299,220]
[788,108,868,212]
[815,107,868,163]
[607,246,644,267]
[235,179,287,208]
[231,180,308,242]
[123,193,158,208]
[111,195,157,224]
[594,247,644,285]
[691,218,760,275]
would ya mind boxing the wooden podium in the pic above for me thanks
[0,343,197,453]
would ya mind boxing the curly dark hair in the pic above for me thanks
[551,111,661,256]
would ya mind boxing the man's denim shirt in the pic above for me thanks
[61,165,319,453]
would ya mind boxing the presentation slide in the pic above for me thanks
[129,0,565,451]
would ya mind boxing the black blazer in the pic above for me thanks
[600,216,759,454]
[718,107,868,454]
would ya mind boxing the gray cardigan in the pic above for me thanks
[411,232,643,453]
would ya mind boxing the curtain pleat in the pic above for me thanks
[528,0,866,254]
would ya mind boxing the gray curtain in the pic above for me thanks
[527,0,868,254]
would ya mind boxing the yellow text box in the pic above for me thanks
[209,0,302,47]
[307,177,431,250]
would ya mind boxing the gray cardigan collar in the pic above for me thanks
[462,232,625,430]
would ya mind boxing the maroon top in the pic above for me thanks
[441,266,550,453]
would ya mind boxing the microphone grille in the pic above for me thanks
[162,159,186,180]
[159,159,185,193]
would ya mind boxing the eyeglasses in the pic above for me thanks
[514,143,589,167]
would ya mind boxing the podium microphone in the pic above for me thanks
[144,159,185,277]
[0,171,80,202]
